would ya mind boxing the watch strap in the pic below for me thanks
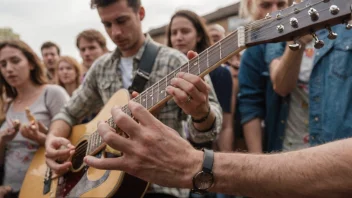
[202,148,214,173]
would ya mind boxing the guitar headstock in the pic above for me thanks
[245,0,352,48]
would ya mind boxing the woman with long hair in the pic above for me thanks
[166,10,234,151]
[0,40,69,196]
[57,56,82,96]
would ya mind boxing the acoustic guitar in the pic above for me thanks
[20,0,352,197]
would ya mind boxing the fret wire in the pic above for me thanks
[220,41,222,59]
[187,61,190,73]
[165,75,168,97]
[151,85,154,106]
[197,56,200,75]
[157,82,159,103]
[143,92,147,108]
[206,48,209,68]
[93,132,96,149]
[87,135,91,153]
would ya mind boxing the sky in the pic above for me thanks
[0,0,235,61]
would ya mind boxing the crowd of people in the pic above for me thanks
[1,0,352,197]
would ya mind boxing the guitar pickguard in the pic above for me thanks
[66,168,110,197]
[56,153,111,198]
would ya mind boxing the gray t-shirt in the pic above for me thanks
[283,41,315,151]
[0,85,69,192]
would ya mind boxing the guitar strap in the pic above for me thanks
[128,41,160,94]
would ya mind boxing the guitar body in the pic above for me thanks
[20,89,148,198]
[20,2,352,197]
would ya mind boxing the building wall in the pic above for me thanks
[150,17,238,44]
[152,34,166,45]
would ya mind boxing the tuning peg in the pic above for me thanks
[326,26,337,40]
[308,8,319,21]
[289,38,301,51]
[311,33,325,49]
[345,20,352,30]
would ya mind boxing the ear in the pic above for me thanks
[138,6,145,21]
[196,35,202,43]
[29,63,35,71]
[247,0,253,15]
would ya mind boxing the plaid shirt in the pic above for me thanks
[53,35,222,197]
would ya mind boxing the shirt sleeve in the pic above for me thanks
[187,74,223,144]
[52,59,105,126]
[45,85,70,118]
[238,46,267,124]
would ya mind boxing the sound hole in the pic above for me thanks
[71,140,87,170]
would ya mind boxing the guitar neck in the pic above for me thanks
[86,29,245,155]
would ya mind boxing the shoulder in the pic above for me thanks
[45,84,67,94]
[44,84,69,99]
[90,52,114,71]
[156,44,188,63]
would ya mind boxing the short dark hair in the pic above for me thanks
[90,0,141,12]
[41,41,61,56]
[76,29,108,51]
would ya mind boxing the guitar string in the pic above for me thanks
[75,0,333,155]
[250,8,332,42]
[247,1,333,39]
[130,0,333,110]
[79,31,240,154]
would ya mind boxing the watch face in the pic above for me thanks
[193,171,214,190]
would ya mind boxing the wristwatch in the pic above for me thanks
[191,148,214,194]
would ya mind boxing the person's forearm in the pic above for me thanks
[270,44,305,97]
[243,118,262,153]
[48,120,71,138]
[217,113,234,151]
[208,138,352,197]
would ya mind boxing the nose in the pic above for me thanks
[3,63,14,74]
[83,49,90,57]
[175,31,183,41]
[270,4,279,12]
[111,24,122,38]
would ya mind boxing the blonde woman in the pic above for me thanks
[57,56,82,96]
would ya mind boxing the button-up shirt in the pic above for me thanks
[53,35,222,197]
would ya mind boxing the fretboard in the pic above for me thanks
[87,29,244,155]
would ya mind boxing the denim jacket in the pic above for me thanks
[264,24,352,146]
[238,44,288,152]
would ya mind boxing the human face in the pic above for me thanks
[170,16,199,54]
[0,46,33,88]
[78,38,105,69]
[57,61,77,85]
[42,46,60,70]
[98,0,145,56]
[250,0,288,20]
[209,29,224,43]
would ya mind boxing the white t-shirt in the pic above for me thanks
[283,41,315,152]
[119,56,134,89]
